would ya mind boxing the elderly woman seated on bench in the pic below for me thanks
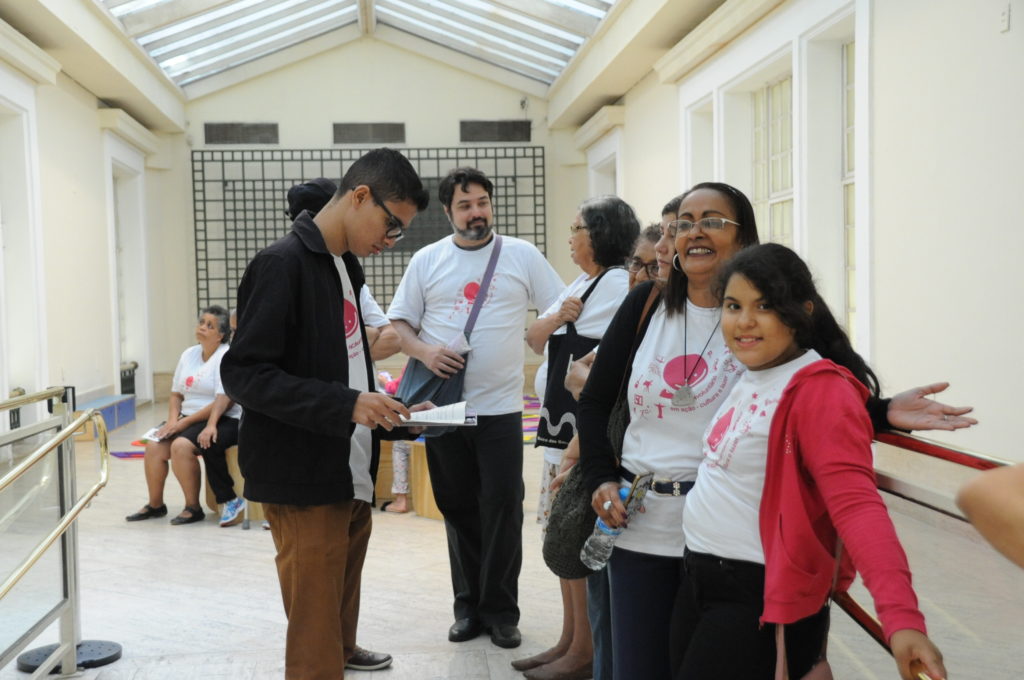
[126,305,246,527]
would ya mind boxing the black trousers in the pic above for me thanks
[672,549,829,679]
[178,418,239,503]
[425,412,524,626]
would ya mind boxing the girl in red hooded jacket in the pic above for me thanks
[675,244,947,680]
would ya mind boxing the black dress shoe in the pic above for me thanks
[345,645,393,671]
[489,623,521,649]
[125,504,167,522]
[169,505,205,525]
[448,617,482,642]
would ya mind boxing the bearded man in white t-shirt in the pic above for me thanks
[389,167,564,649]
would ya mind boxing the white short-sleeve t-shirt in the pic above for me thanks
[360,285,389,329]
[336,257,374,504]
[173,344,235,417]
[613,301,744,557]
[684,350,821,564]
[388,234,565,415]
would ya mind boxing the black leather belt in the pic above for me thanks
[619,466,695,497]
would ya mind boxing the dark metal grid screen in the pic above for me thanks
[192,147,546,313]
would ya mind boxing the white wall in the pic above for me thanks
[870,0,1024,462]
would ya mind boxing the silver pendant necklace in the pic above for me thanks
[671,307,720,408]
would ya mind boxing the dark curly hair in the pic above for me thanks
[715,243,879,396]
[578,195,641,268]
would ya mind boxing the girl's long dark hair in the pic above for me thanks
[663,182,759,315]
[716,243,880,396]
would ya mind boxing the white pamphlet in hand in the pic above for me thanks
[400,401,477,427]
[446,332,472,354]
[140,423,168,442]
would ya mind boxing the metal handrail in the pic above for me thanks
[0,386,65,414]
[832,431,1009,658]
[0,409,109,600]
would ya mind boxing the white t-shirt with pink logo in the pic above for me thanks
[684,350,821,564]
[173,343,241,419]
[388,234,564,415]
[335,257,374,504]
[614,300,742,557]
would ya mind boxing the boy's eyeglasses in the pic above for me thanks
[368,187,406,241]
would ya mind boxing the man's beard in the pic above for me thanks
[454,217,492,242]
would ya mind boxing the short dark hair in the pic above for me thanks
[578,195,641,268]
[338,148,429,211]
[662,193,685,217]
[285,177,337,220]
[716,243,879,396]
[201,305,232,343]
[663,182,760,314]
[438,167,494,211]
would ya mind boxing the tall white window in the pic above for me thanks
[752,77,794,246]
[842,41,856,340]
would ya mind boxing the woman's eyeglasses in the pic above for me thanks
[666,217,740,238]
[627,258,659,277]
[569,223,589,234]
[368,187,406,241]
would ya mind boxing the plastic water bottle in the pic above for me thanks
[580,487,629,570]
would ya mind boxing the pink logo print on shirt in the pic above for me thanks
[659,354,709,400]
[463,281,481,302]
[707,406,734,454]
[343,299,359,338]
[185,376,195,388]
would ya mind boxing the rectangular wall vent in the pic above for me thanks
[460,120,531,143]
[204,123,279,145]
[333,123,406,144]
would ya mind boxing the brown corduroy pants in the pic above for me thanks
[265,499,372,680]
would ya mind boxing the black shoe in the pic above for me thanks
[125,504,167,522]
[448,617,482,642]
[169,505,205,525]
[488,623,521,649]
[345,646,393,671]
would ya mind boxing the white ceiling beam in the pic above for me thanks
[357,0,376,34]
[486,0,598,36]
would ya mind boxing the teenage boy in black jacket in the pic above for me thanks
[222,148,430,680]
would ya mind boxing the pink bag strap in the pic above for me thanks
[773,539,844,680]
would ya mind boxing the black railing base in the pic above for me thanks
[16,639,122,673]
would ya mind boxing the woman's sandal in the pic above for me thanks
[125,504,168,522]
[170,505,206,525]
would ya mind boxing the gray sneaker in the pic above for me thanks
[345,646,393,671]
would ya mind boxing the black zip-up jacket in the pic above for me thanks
[221,213,408,505]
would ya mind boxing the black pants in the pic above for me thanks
[608,547,686,680]
[425,412,524,626]
[672,549,829,679]
[178,418,239,503]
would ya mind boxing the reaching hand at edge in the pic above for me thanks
[887,382,977,431]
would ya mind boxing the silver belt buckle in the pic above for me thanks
[651,477,673,496]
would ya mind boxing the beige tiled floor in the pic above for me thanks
[2,401,1022,679]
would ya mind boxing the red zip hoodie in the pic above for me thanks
[758,360,927,642]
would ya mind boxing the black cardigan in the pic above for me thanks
[576,281,892,496]
[221,214,410,506]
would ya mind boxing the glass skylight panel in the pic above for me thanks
[109,0,175,17]
[385,0,568,68]
[545,0,608,20]
[376,6,560,80]
[136,0,276,46]
[168,6,357,80]
[149,0,350,59]
[413,0,575,55]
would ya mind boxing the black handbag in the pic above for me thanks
[536,270,611,449]
[395,236,502,437]
[542,463,598,579]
